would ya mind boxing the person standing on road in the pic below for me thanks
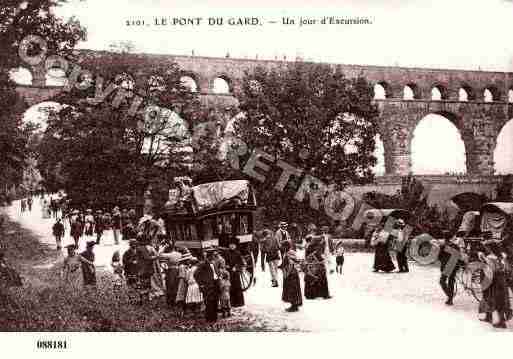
[70,210,84,247]
[52,218,65,251]
[20,199,26,213]
[122,239,139,302]
[321,225,335,274]
[94,210,105,244]
[224,237,245,308]
[477,240,512,328]
[370,220,396,273]
[262,229,281,287]
[61,244,82,293]
[437,232,464,306]
[111,207,122,245]
[79,241,97,290]
[26,197,33,212]
[304,234,332,300]
[281,241,303,312]
[275,221,291,260]
[391,219,409,273]
[195,248,220,323]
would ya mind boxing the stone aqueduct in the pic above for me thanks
[13,51,513,204]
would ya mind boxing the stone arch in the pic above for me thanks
[404,83,421,100]
[409,111,468,174]
[22,101,63,132]
[483,86,501,102]
[211,74,232,94]
[431,84,448,100]
[9,67,33,85]
[459,84,475,101]
[494,118,513,174]
[45,67,67,86]
[373,81,392,99]
[179,71,200,92]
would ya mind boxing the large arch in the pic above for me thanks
[410,113,467,175]
[9,67,33,85]
[494,119,513,174]
[212,75,232,94]
[22,101,63,132]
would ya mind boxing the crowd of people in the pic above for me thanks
[436,231,513,329]
[366,213,513,329]
[12,194,513,329]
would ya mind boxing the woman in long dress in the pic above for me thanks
[61,245,82,294]
[304,236,331,299]
[371,222,396,273]
[224,239,245,308]
[478,242,512,328]
[282,241,303,312]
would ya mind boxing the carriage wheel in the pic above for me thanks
[464,266,484,303]
[239,254,254,291]
[239,267,254,291]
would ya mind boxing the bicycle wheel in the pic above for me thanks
[464,266,485,303]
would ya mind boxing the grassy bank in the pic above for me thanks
[0,214,274,332]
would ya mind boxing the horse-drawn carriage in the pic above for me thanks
[450,202,513,303]
[162,179,257,291]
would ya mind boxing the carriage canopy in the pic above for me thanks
[191,180,256,213]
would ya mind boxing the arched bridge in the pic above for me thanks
[14,50,513,180]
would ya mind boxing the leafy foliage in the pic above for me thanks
[363,175,461,237]
[235,62,379,224]
[36,56,206,212]
[0,1,86,200]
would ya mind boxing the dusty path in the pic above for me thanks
[4,199,512,332]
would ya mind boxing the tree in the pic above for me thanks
[0,1,86,197]
[37,56,205,213]
[235,62,379,224]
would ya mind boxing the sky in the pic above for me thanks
[50,0,513,71]
[15,0,513,175]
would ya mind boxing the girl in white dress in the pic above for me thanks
[185,257,203,317]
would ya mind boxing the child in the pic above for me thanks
[218,264,231,318]
[335,243,345,275]
[185,257,203,317]
[111,250,124,295]
[175,253,191,318]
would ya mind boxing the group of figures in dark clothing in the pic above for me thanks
[126,235,247,323]
[257,222,340,312]
[436,231,513,329]
[370,218,410,274]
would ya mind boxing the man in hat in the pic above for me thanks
[275,221,291,260]
[195,247,220,322]
[70,210,84,247]
[79,241,97,289]
[437,231,465,306]
[262,229,281,287]
[111,207,122,245]
[94,210,105,244]
[52,217,65,250]
[123,239,140,289]
[391,219,409,273]
[121,209,131,241]
[84,209,95,238]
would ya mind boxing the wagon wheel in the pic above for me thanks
[463,265,485,303]
[239,254,254,292]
